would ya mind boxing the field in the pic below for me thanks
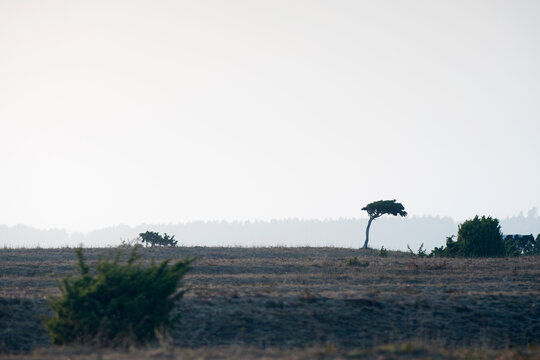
[1,246,539,359]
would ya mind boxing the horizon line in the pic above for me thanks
[2,211,539,234]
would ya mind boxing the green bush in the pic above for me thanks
[511,234,540,256]
[503,236,522,257]
[44,245,193,346]
[431,216,505,257]
[378,246,388,258]
[431,236,458,257]
[534,234,540,255]
[457,216,505,257]
[138,231,178,247]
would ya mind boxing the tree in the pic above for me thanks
[161,233,178,247]
[361,199,407,249]
[139,231,161,247]
[139,231,178,247]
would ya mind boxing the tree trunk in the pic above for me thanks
[363,217,374,249]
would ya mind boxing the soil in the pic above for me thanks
[1,247,539,357]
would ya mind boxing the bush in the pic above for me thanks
[138,231,178,247]
[431,236,458,257]
[503,236,522,257]
[378,246,388,257]
[44,245,193,346]
[346,257,369,267]
[534,234,540,255]
[457,216,505,257]
[504,234,539,256]
[431,216,505,257]
[407,243,427,258]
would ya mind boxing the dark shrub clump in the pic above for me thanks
[457,216,505,257]
[44,245,193,346]
[432,216,505,257]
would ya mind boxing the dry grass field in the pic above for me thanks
[1,246,539,359]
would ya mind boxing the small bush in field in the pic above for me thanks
[346,257,369,267]
[407,243,427,258]
[378,246,388,257]
[44,245,193,346]
[431,235,459,257]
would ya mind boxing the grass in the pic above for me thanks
[3,343,540,359]
[1,246,539,358]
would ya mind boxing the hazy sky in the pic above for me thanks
[1,0,539,232]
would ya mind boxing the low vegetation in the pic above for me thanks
[4,342,540,360]
[1,232,540,359]
[43,245,193,346]
[138,231,178,247]
[427,215,539,258]
[1,246,539,359]
[346,256,369,267]
[407,243,427,258]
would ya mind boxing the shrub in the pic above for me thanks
[502,234,537,255]
[378,246,388,257]
[44,245,193,346]
[119,238,140,248]
[432,216,505,257]
[519,235,538,255]
[407,243,427,258]
[442,235,460,257]
[138,231,178,247]
[431,236,458,257]
[503,236,522,257]
[346,257,369,267]
[457,216,505,257]
[533,235,540,255]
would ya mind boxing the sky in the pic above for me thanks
[1,0,539,232]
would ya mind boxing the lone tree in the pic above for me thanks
[362,199,407,249]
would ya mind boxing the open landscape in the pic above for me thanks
[3,1,540,358]
[1,246,539,359]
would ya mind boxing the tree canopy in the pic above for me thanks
[362,199,407,219]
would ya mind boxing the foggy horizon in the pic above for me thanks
[3,207,540,251]
[2,207,540,233]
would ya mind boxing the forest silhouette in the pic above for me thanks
[2,209,540,250]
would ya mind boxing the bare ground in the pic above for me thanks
[1,246,539,359]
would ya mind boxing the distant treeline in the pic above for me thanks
[2,212,540,251]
